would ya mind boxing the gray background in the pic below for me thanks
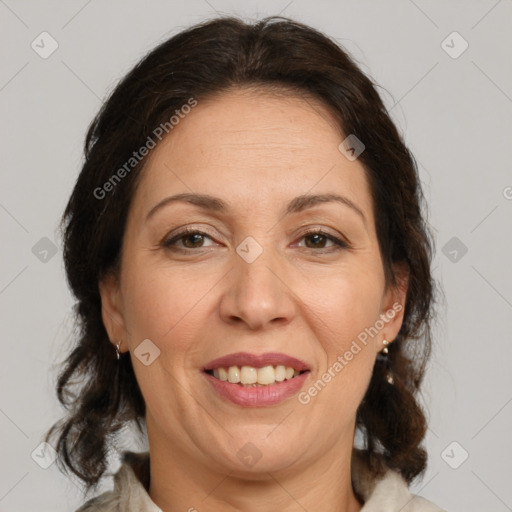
[1,1,511,511]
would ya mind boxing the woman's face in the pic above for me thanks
[100,88,406,477]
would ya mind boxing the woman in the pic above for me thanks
[45,16,446,511]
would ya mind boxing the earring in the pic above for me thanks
[381,339,394,385]
[115,341,122,360]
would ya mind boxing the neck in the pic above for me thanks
[147,418,364,512]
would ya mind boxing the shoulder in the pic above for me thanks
[351,450,446,512]
[74,451,157,512]
[74,490,120,512]
[361,469,447,511]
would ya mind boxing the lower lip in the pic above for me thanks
[203,371,310,407]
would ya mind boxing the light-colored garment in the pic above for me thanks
[76,450,447,511]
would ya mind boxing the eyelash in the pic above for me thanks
[161,227,349,252]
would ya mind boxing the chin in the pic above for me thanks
[207,430,303,476]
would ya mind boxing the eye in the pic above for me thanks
[162,229,217,250]
[161,228,348,252]
[296,230,348,250]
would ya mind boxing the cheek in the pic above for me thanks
[298,267,383,346]
[120,263,217,415]
[295,269,382,398]
[121,259,220,348]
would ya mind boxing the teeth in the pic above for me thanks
[240,366,257,384]
[209,365,304,386]
[275,365,286,382]
[213,368,229,381]
[257,365,275,385]
[227,366,240,383]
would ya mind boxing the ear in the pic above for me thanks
[378,262,409,350]
[98,272,129,353]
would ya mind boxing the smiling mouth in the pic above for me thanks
[205,365,309,387]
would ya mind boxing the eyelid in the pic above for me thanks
[294,228,350,249]
[161,226,220,248]
[160,225,350,251]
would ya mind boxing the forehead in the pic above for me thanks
[131,88,374,220]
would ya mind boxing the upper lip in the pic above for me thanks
[203,352,310,372]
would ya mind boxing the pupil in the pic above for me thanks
[306,234,325,248]
[184,234,203,248]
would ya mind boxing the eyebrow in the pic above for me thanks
[145,192,366,225]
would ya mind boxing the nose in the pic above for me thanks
[219,248,296,331]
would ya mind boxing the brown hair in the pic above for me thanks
[44,15,436,494]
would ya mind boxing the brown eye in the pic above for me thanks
[162,230,217,250]
[182,233,206,248]
[295,230,348,251]
[304,233,329,249]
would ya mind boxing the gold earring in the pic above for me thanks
[115,340,122,360]
[381,339,394,384]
